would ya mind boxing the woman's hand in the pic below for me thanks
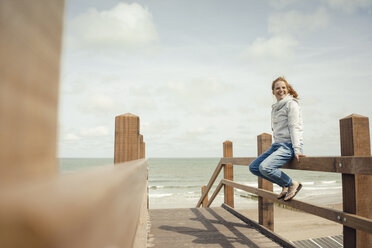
[295,153,306,162]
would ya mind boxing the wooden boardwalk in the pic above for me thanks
[148,206,345,248]
[293,235,343,248]
[148,207,291,248]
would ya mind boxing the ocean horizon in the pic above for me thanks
[59,157,342,209]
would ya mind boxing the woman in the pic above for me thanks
[249,77,306,201]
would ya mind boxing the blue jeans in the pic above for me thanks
[249,142,298,187]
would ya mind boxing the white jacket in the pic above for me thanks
[271,94,303,154]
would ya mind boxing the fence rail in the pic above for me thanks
[220,156,372,174]
[221,179,371,233]
[0,159,148,248]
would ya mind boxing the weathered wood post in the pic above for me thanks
[0,0,64,182]
[114,113,148,247]
[114,113,141,163]
[257,133,274,231]
[139,134,146,159]
[138,133,148,209]
[340,114,372,247]
[201,186,208,207]
[223,141,234,207]
[114,113,148,213]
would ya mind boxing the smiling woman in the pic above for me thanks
[249,77,305,201]
[272,77,298,101]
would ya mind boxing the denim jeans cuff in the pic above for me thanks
[285,178,292,187]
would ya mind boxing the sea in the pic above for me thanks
[59,158,342,209]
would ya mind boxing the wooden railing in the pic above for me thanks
[0,2,148,247]
[0,159,148,247]
[197,114,372,248]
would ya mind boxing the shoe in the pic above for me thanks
[277,187,288,199]
[284,181,302,201]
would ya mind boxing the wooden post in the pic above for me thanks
[340,114,372,247]
[138,134,142,159]
[139,134,146,159]
[0,0,64,182]
[138,134,148,208]
[114,113,140,163]
[257,133,274,231]
[223,141,234,207]
[141,142,146,159]
[201,186,208,207]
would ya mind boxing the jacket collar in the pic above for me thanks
[272,94,293,111]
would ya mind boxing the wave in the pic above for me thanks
[150,185,165,189]
[321,180,337,184]
[149,193,173,198]
[302,181,315,185]
[150,185,200,190]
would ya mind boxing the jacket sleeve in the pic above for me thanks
[287,100,303,154]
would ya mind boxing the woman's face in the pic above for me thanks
[273,81,288,101]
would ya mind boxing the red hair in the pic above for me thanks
[272,77,298,99]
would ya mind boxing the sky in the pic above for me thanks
[58,0,372,158]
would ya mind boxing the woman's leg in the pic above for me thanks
[258,143,294,187]
[249,144,279,183]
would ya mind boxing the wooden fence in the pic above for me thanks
[0,1,148,247]
[0,158,148,247]
[197,114,372,248]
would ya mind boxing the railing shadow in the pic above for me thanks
[158,208,260,247]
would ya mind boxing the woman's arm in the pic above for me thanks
[287,100,305,161]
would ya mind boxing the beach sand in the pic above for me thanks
[238,203,343,241]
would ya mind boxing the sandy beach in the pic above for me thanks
[238,203,343,241]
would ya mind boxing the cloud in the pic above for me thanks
[268,7,329,36]
[68,2,158,49]
[80,126,109,137]
[243,35,298,60]
[64,133,81,141]
[321,0,372,13]
[61,78,86,94]
[269,0,299,8]
[141,120,179,138]
[242,7,328,61]
[80,94,115,113]
[131,97,158,112]
[199,105,229,116]
[186,127,210,136]
[269,0,372,13]
[160,77,232,106]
